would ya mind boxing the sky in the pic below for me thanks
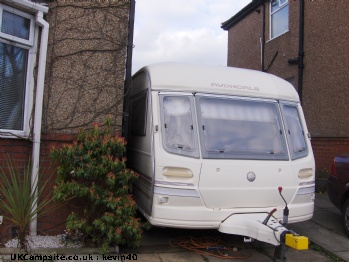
[131,0,252,74]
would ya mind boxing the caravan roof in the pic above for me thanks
[140,63,299,102]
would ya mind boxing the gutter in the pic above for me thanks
[2,0,48,13]
[29,11,49,237]
[221,0,266,30]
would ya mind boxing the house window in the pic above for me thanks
[0,5,35,135]
[270,0,289,39]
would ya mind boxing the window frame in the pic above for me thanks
[0,4,36,137]
[196,94,289,160]
[129,89,148,136]
[0,5,35,46]
[281,102,309,160]
[269,0,289,40]
[159,93,200,158]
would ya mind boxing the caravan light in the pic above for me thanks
[298,168,313,179]
[162,167,193,178]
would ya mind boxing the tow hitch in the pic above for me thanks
[274,187,308,261]
[218,187,309,262]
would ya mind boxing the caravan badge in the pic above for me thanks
[247,171,256,182]
[211,83,260,91]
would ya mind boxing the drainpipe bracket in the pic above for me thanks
[288,58,298,65]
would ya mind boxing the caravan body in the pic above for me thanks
[127,63,315,245]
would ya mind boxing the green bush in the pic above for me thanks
[50,118,142,252]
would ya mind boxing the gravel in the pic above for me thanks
[5,235,82,249]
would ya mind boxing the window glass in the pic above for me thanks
[162,96,195,151]
[271,0,278,12]
[270,0,289,39]
[198,96,288,160]
[0,5,34,135]
[282,104,308,159]
[0,42,27,130]
[129,90,148,136]
[1,11,30,40]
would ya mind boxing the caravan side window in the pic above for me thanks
[160,95,199,158]
[282,104,308,160]
[129,90,148,136]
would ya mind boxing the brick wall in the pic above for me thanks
[0,138,32,242]
[0,134,76,241]
[36,134,76,236]
[0,138,31,168]
[312,137,349,174]
[226,1,349,139]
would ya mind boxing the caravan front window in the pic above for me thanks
[160,95,199,158]
[197,96,288,160]
[282,104,308,160]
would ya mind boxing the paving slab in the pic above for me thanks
[261,244,333,262]
[289,193,349,262]
[135,250,272,262]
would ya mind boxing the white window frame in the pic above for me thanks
[281,102,309,160]
[159,93,200,158]
[0,5,35,45]
[196,94,289,160]
[270,0,289,40]
[0,4,37,138]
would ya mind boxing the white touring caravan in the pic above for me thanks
[127,63,315,247]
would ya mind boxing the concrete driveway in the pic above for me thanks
[121,193,349,261]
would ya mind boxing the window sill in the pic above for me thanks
[0,130,30,139]
[267,30,289,43]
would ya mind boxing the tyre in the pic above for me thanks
[342,198,349,237]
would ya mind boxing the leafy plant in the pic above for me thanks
[50,118,142,253]
[316,168,330,179]
[0,157,63,251]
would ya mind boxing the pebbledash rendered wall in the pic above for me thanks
[0,0,132,240]
[42,0,130,134]
[224,1,349,173]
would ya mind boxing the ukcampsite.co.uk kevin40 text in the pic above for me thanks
[10,253,138,261]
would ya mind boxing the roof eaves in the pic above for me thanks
[221,0,266,30]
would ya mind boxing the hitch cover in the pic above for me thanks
[218,213,287,246]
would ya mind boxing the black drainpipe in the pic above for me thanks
[289,0,305,103]
[122,0,135,140]
[261,2,266,72]
[298,0,305,103]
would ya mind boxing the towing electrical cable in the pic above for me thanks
[169,236,252,259]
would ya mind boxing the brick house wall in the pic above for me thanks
[36,134,75,235]
[223,0,349,174]
[0,0,134,241]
